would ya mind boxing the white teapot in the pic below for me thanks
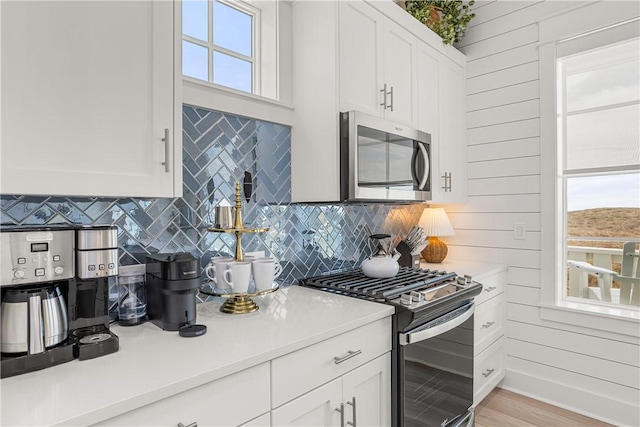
[361,251,401,278]
[361,233,401,278]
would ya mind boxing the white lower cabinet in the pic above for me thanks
[271,317,392,427]
[272,353,391,427]
[94,363,270,427]
[473,268,507,406]
[94,316,392,427]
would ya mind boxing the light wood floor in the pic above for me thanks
[475,388,613,427]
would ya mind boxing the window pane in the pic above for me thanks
[566,104,640,170]
[183,41,208,81]
[213,0,252,57]
[564,38,640,112]
[567,173,640,214]
[213,51,252,93]
[183,0,208,42]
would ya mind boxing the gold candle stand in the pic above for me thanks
[205,182,271,313]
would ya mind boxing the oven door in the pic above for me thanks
[397,302,475,427]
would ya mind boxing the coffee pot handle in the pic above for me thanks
[28,293,45,354]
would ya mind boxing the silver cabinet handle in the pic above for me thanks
[482,368,495,378]
[334,349,362,364]
[162,128,170,173]
[482,321,495,329]
[177,422,197,427]
[380,83,388,109]
[388,86,394,111]
[346,397,356,427]
[484,286,497,293]
[441,172,452,192]
[335,403,345,427]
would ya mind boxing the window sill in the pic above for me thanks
[540,300,640,338]
[182,78,294,126]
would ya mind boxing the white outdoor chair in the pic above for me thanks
[567,242,639,306]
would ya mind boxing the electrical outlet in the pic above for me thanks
[514,223,526,240]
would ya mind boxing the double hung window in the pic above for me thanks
[558,35,639,309]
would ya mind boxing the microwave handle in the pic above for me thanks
[417,143,430,190]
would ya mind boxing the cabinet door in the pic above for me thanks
[342,353,392,427]
[271,379,342,427]
[339,1,383,116]
[94,363,270,427]
[382,23,417,126]
[1,0,178,198]
[431,57,467,203]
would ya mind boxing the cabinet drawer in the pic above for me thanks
[474,270,507,306]
[95,363,270,427]
[271,317,392,408]
[474,295,504,355]
[474,338,505,406]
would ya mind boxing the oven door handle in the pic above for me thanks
[443,409,474,427]
[398,303,474,346]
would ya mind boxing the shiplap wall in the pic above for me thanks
[444,1,640,426]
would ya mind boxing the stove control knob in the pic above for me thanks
[400,294,413,306]
[54,266,64,275]
[13,270,25,279]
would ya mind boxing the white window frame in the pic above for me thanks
[539,2,640,336]
[182,0,260,93]
[178,0,293,126]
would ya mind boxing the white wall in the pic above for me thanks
[446,1,640,425]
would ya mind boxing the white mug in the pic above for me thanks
[204,257,235,289]
[252,258,282,291]
[223,261,252,293]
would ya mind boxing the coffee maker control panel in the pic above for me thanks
[0,228,75,285]
[76,249,119,278]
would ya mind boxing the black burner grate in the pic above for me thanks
[299,267,457,301]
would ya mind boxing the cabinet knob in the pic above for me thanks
[346,396,357,427]
[335,403,345,427]
[484,286,497,293]
[482,321,495,329]
[162,128,170,173]
[334,349,362,364]
[441,172,452,192]
[380,84,388,109]
[177,422,197,427]
[482,368,495,378]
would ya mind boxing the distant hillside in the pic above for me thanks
[568,208,640,248]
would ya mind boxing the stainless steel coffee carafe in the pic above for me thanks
[0,286,68,354]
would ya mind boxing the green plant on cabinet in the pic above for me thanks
[404,0,475,45]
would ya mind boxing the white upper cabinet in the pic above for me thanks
[1,0,181,198]
[434,56,467,203]
[416,40,467,203]
[339,1,417,127]
[290,0,468,203]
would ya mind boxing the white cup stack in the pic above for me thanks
[204,252,282,293]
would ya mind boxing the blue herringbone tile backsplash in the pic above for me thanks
[1,106,424,291]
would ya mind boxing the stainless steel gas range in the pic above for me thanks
[300,267,483,427]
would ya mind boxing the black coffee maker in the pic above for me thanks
[68,225,119,360]
[146,253,200,331]
[0,224,119,378]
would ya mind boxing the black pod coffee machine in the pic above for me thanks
[145,253,200,331]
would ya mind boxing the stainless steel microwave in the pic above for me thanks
[340,111,431,202]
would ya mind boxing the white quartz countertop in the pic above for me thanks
[0,285,394,427]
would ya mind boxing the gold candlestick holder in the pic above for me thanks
[205,181,272,314]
